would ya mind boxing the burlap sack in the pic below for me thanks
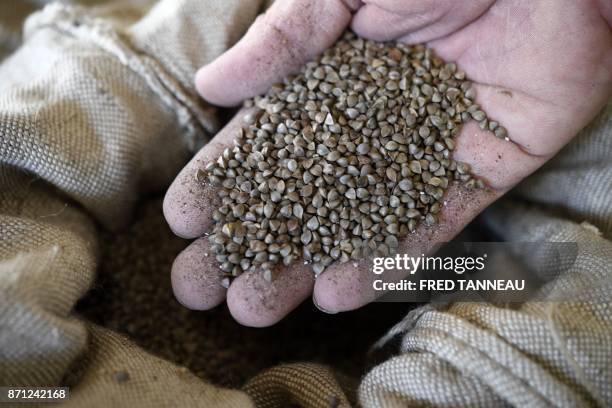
[1,1,610,407]
[1,1,261,406]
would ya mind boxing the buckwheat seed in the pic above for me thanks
[198,31,504,281]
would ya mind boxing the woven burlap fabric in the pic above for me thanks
[1,1,611,407]
[61,325,253,407]
[358,103,612,407]
[0,1,263,406]
[244,363,352,408]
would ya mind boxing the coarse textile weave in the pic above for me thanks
[1,1,610,407]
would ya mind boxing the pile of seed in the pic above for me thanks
[199,31,507,282]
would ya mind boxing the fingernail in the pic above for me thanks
[312,295,337,314]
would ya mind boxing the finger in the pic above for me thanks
[352,0,494,44]
[313,121,533,313]
[163,108,254,238]
[351,2,434,42]
[195,0,359,107]
[171,236,227,310]
[226,263,315,327]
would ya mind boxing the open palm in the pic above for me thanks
[164,0,612,326]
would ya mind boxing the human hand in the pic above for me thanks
[164,0,612,326]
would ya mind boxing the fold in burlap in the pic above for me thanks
[0,1,610,407]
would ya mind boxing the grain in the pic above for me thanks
[198,31,505,281]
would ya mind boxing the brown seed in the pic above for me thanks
[398,179,412,191]
[471,110,486,121]
[386,223,399,234]
[406,209,421,218]
[418,126,430,138]
[389,196,400,208]
[347,94,359,107]
[280,205,292,218]
[357,143,370,155]
[425,213,437,226]
[386,168,398,182]
[385,141,399,151]
[264,203,275,218]
[293,203,304,219]
[494,126,508,139]
[409,160,422,174]
[313,263,325,275]
[345,108,360,119]
[307,217,320,230]
[356,188,369,199]
[301,229,312,245]
[457,162,470,174]
[270,191,282,202]
[287,159,298,172]
[316,144,329,156]
[327,151,341,161]
[195,169,207,184]
[250,240,266,252]
[428,177,442,186]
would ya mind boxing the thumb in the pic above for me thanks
[351,0,494,43]
[195,0,361,107]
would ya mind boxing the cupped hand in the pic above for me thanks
[164,0,612,326]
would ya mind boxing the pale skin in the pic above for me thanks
[164,0,612,327]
